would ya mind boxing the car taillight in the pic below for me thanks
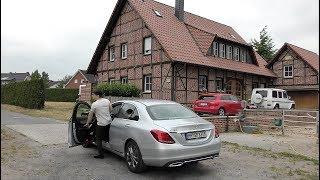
[150,130,175,144]
[213,128,219,138]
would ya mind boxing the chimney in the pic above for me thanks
[175,0,184,21]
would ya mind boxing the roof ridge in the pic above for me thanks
[286,42,319,56]
[150,0,232,28]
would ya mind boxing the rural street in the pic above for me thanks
[1,110,318,179]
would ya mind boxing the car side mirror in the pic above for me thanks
[129,115,139,121]
[110,114,115,120]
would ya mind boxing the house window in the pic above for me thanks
[252,82,258,90]
[121,43,128,59]
[109,46,115,62]
[121,77,128,84]
[260,83,266,88]
[216,78,223,91]
[227,45,232,59]
[74,79,78,84]
[81,79,85,83]
[213,42,219,56]
[199,75,207,91]
[240,49,246,62]
[283,65,293,78]
[143,37,152,55]
[109,78,116,84]
[219,44,226,58]
[234,47,240,61]
[143,75,152,93]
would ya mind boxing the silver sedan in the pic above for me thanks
[68,99,221,173]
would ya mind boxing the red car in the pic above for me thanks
[193,93,244,116]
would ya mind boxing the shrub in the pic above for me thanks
[96,83,141,97]
[45,88,79,102]
[1,80,45,109]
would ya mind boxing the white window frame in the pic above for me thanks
[74,79,78,84]
[234,47,240,61]
[121,43,128,59]
[241,49,246,62]
[143,37,152,55]
[109,46,115,62]
[213,42,219,56]
[226,45,232,59]
[144,75,152,93]
[219,43,226,58]
[283,65,293,78]
[121,77,128,84]
[79,84,86,95]
[81,79,85,83]
[199,75,207,90]
[109,79,116,84]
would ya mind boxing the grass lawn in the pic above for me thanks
[1,102,76,121]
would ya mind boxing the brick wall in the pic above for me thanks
[79,82,92,102]
[65,72,87,89]
[204,116,240,133]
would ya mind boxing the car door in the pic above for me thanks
[220,95,231,114]
[68,102,92,147]
[109,103,139,154]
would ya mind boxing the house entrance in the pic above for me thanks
[225,79,243,99]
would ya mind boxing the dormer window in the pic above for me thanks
[240,49,246,62]
[213,42,219,57]
[234,47,240,61]
[153,10,162,17]
[219,44,226,58]
[226,45,232,59]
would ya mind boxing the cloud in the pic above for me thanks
[1,0,318,80]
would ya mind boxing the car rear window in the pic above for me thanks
[256,90,268,98]
[146,104,197,120]
[199,96,216,101]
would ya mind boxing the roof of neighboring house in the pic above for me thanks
[268,43,319,72]
[48,80,61,87]
[64,69,97,88]
[87,0,275,77]
[1,72,30,82]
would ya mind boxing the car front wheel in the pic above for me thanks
[125,141,146,173]
[218,108,225,116]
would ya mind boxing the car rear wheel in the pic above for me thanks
[125,141,146,173]
[274,104,280,109]
[218,108,225,116]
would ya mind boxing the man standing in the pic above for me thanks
[85,89,112,159]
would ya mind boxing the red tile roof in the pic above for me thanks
[87,0,276,77]
[268,43,319,72]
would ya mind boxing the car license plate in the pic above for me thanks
[185,131,207,140]
[200,103,207,106]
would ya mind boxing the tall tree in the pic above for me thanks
[251,26,277,62]
[41,71,50,88]
[30,70,42,80]
[57,75,73,88]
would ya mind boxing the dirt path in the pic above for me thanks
[1,126,318,180]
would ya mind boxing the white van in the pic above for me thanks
[250,88,295,109]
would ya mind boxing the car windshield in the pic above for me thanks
[146,104,198,120]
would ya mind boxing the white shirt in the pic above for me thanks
[90,98,111,126]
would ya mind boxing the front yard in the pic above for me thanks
[1,102,75,122]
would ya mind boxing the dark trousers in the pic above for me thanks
[96,124,110,155]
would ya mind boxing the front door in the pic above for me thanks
[226,79,243,100]
[68,102,92,147]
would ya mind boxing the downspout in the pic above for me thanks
[171,62,176,101]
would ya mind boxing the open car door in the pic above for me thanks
[68,101,92,147]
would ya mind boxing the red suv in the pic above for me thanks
[193,93,243,116]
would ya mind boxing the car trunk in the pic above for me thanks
[153,117,214,146]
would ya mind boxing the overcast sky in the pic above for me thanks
[1,0,319,80]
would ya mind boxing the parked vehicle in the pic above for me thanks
[193,93,244,116]
[250,88,295,109]
[68,100,221,173]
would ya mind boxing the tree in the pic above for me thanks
[30,70,41,80]
[57,75,73,88]
[41,71,50,88]
[251,26,277,62]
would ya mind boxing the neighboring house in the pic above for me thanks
[86,0,276,105]
[267,43,319,109]
[64,70,97,94]
[1,72,31,85]
[48,80,61,88]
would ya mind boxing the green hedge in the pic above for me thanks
[45,88,79,102]
[1,80,45,109]
[96,83,141,97]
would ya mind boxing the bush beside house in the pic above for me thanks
[45,88,79,102]
[1,79,45,109]
[96,83,141,97]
